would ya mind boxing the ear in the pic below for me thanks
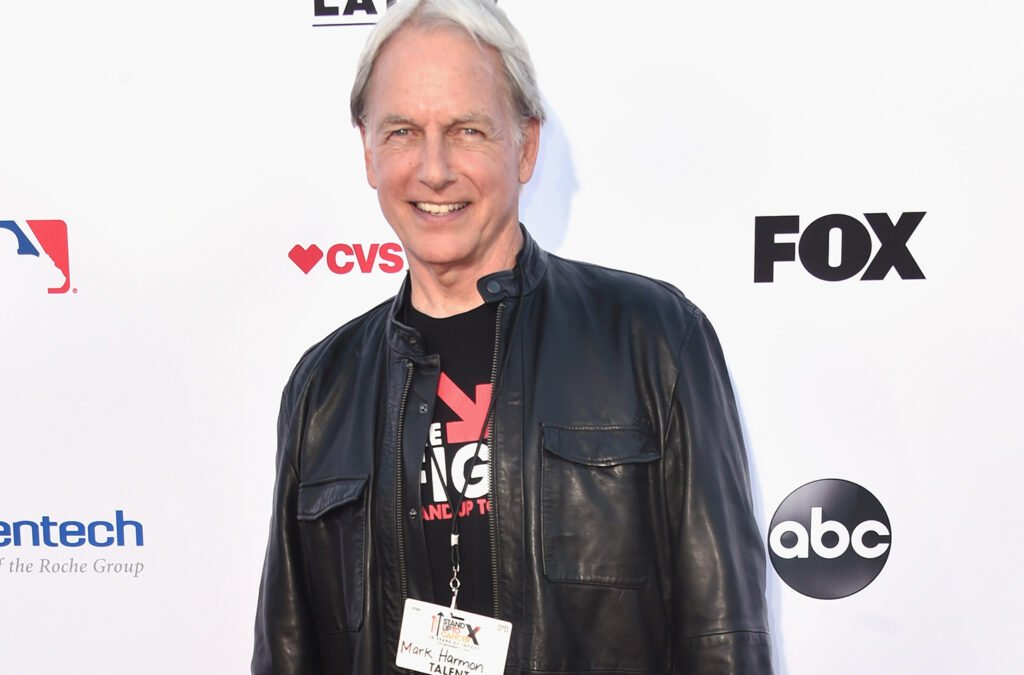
[359,122,378,190]
[517,117,541,185]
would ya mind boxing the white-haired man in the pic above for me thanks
[253,1,772,673]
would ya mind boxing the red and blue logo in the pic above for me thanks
[1,220,74,294]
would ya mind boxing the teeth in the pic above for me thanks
[415,202,467,215]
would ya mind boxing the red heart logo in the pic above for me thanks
[289,244,323,274]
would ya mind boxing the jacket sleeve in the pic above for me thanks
[252,388,323,675]
[664,310,773,673]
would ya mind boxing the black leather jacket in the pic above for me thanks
[253,230,772,674]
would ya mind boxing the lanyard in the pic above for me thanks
[427,283,523,610]
[428,440,481,608]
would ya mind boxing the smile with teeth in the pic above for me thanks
[414,202,468,215]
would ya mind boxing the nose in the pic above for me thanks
[416,133,456,191]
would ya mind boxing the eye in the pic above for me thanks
[456,127,486,141]
[385,127,414,141]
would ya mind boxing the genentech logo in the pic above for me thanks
[754,212,925,282]
[0,511,143,548]
[768,479,891,599]
[289,242,405,275]
[1,512,145,578]
[0,220,74,294]
[313,0,397,27]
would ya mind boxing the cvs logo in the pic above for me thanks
[754,212,925,282]
[289,242,404,275]
[768,478,892,600]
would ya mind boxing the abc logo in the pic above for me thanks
[768,479,891,599]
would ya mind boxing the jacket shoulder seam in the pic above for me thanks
[280,297,393,473]
[285,297,392,397]
[685,629,770,640]
[663,305,704,447]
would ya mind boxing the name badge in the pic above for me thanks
[396,598,512,675]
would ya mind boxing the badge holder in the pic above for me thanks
[396,598,512,675]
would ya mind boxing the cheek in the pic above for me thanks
[465,152,519,190]
[375,156,414,192]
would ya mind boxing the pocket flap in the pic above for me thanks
[542,426,659,467]
[297,476,369,521]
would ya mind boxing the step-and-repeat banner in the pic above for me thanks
[2,1,1021,673]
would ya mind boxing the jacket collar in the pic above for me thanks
[387,224,548,356]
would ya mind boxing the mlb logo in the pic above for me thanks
[0,220,73,294]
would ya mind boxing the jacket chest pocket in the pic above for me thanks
[297,475,368,633]
[541,425,659,588]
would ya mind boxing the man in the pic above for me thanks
[253,1,772,673]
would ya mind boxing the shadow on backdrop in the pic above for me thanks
[732,372,788,675]
[520,102,576,253]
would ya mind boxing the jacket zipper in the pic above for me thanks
[488,301,506,618]
[396,359,414,605]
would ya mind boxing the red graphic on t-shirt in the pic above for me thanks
[421,372,493,520]
[436,372,492,444]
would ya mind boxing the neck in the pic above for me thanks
[408,226,523,318]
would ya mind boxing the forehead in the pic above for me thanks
[364,25,510,123]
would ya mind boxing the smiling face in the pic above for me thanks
[359,25,540,279]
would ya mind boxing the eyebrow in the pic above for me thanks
[376,112,497,132]
[378,115,416,132]
[450,113,496,128]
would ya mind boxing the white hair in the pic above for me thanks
[349,0,546,140]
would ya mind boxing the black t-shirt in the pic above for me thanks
[405,299,497,616]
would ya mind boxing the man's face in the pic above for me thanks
[360,25,540,273]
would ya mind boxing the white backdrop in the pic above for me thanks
[2,1,1022,673]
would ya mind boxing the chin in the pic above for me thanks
[405,238,480,268]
